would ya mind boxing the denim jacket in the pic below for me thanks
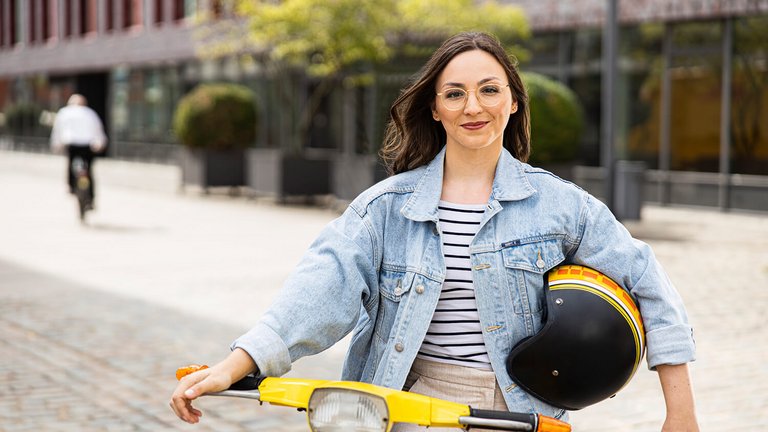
[233,147,695,418]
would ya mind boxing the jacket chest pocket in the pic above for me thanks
[501,237,565,315]
[374,268,414,342]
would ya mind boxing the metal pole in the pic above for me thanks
[718,18,733,211]
[601,0,618,209]
[659,23,672,205]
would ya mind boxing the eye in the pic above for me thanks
[480,84,502,95]
[443,89,466,100]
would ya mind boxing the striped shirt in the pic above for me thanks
[417,201,491,370]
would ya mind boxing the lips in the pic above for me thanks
[461,121,488,130]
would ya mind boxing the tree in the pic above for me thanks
[198,0,529,152]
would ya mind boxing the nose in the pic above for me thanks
[463,91,483,114]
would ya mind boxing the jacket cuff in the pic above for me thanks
[230,322,292,377]
[645,324,696,370]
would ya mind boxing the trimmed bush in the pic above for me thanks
[173,83,257,150]
[522,72,584,164]
[4,103,44,136]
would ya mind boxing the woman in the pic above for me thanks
[171,32,699,431]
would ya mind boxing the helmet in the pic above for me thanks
[506,265,645,411]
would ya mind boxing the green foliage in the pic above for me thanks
[172,83,257,150]
[232,0,529,81]
[198,0,530,152]
[523,72,584,164]
[237,0,394,79]
[395,0,530,59]
[4,103,44,136]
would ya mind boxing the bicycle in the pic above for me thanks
[176,365,571,431]
[70,155,93,222]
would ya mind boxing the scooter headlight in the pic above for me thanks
[308,388,389,432]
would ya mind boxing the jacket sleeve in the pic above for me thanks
[231,206,378,377]
[572,194,696,370]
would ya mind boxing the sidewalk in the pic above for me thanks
[1,149,766,431]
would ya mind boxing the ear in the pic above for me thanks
[510,100,518,114]
[431,102,440,121]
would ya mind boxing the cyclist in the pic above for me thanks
[171,32,699,431]
[50,94,107,209]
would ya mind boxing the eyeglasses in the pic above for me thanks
[436,83,510,111]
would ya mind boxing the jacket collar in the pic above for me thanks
[401,146,536,222]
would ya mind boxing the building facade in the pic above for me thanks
[1,0,767,211]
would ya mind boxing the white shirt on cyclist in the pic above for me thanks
[50,104,107,152]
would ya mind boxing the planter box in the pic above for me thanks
[246,148,332,199]
[332,154,388,202]
[180,147,245,188]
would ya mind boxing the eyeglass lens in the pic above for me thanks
[439,84,507,110]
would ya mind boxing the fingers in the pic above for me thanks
[169,398,202,424]
[170,366,234,423]
[170,370,210,424]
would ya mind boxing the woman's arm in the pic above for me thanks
[657,363,700,432]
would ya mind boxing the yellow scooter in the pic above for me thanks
[177,365,570,431]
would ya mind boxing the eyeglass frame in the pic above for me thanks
[435,83,511,111]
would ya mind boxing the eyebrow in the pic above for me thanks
[440,77,502,88]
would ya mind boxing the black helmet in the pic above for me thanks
[506,265,645,411]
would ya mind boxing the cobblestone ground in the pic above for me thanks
[1,150,766,431]
[0,260,312,432]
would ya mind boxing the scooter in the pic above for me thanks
[70,155,93,221]
[177,364,570,431]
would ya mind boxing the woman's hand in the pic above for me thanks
[169,348,257,424]
[170,364,232,423]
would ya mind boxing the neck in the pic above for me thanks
[441,146,500,204]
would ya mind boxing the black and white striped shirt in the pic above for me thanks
[417,201,491,370]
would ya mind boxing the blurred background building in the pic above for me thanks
[1,0,766,211]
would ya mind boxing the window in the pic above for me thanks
[154,0,163,25]
[63,0,72,37]
[13,0,22,44]
[42,0,51,41]
[669,21,723,172]
[732,16,768,175]
[105,0,113,31]
[28,0,36,44]
[123,0,143,28]
[83,0,97,34]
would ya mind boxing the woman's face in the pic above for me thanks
[432,49,516,155]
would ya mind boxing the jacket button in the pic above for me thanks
[415,285,424,294]
[394,342,404,352]
[394,287,403,295]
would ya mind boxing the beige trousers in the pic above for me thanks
[391,357,508,432]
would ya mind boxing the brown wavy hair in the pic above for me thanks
[379,32,530,175]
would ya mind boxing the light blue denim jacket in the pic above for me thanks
[233,147,695,418]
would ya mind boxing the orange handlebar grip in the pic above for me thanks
[537,414,571,432]
[175,364,209,381]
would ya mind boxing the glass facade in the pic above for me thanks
[732,16,768,175]
[522,16,768,177]
[621,23,663,169]
[669,21,723,173]
[112,65,183,144]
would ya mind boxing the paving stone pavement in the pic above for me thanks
[0,260,310,432]
[0,150,766,431]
